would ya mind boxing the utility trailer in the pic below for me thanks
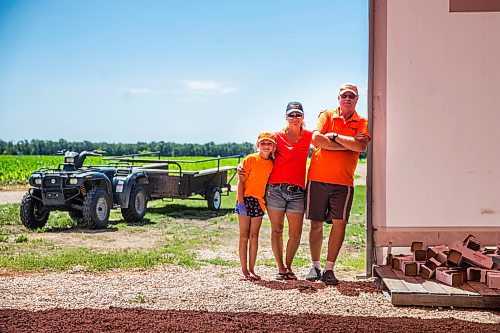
[106,154,240,212]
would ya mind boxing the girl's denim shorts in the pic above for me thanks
[265,183,305,214]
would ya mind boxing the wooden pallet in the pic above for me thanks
[373,265,500,309]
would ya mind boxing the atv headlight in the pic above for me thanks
[65,157,75,164]
[34,178,42,185]
[68,178,78,185]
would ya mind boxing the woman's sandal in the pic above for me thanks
[276,271,297,281]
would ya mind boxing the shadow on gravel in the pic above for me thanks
[110,218,156,227]
[254,279,380,296]
[147,204,233,220]
[254,279,326,294]
[42,225,121,234]
[1,308,499,333]
[43,219,156,233]
[336,280,381,296]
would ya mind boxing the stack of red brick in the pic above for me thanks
[387,235,500,288]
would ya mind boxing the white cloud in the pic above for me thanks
[181,80,238,95]
[120,87,164,94]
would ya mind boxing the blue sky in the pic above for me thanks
[0,0,369,144]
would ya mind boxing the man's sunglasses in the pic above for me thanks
[340,94,357,99]
[287,113,304,119]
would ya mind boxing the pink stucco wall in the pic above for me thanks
[371,0,500,248]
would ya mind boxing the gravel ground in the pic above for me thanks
[2,165,500,331]
[1,265,499,332]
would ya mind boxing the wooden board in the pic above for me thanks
[374,265,411,294]
[467,281,500,296]
[392,270,429,294]
[413,276,449,295]
[374,265,500,309]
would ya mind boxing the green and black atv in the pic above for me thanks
[20,150,148,230]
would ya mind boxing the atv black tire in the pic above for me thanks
[83,188,110,229]
[207,187,222,211]
[121,185,147,223]
[20,191,49,230]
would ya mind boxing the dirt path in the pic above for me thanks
[0,190,25,205]
[354,162,366,185]
[2,307,498,333]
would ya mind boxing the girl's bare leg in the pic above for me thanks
[248,216,263,279]
[238,214,251,278]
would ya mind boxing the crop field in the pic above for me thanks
[0,155,242,186]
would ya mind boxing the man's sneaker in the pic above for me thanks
[321,270,339,285]
[306,267,322,281]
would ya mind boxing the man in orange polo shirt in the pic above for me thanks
[306,83,371,285]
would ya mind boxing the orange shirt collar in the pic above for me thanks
[333,107,360,122]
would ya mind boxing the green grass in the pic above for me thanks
[344,222,365,248]
[0,193,239,272]
[0,247,178,271]
[201,258,237,266]
[290,249,365,272]
[128,293,146,304]
[0,182,367,272]
[350,185,366,223]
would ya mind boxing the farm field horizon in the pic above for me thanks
[0,154,366,187]
[0,155,244,187]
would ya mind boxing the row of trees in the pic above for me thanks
[0,139,367,159]
[0,139,255,157]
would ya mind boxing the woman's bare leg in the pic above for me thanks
[268,209,286,273]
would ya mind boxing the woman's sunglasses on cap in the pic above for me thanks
[287,112,304,119]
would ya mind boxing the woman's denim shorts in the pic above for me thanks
[265,183,305,214]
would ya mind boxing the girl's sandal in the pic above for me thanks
[275,272,287,280]
[285,272,297,280]
[249,273,261,281]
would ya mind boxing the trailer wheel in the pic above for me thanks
[207,187,222,211]
[83,188,110,229]
[121,185,147,223]
[20,191,49,230]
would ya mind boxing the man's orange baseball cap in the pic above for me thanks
[257,131,277,144]
[339,83,358,96]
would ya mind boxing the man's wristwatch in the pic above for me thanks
[330,133,338,142]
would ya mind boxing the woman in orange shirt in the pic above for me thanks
[235,132,276,281]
